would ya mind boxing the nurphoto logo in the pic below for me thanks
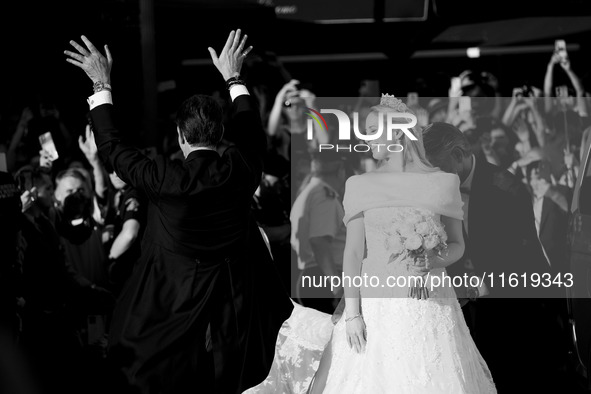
[305,107,418,153]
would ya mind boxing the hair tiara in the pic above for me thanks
[379,93,409,112]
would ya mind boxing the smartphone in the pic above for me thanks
[0,152,6,173]
[39,132,59,161]
[459,96,472,113]
[555,39,568,64]
[407,92,419,108]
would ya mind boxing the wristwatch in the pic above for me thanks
[225,75,245,91]
[93,80,112,93]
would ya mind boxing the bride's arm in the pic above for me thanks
[342,212,367,353]
[343,213,365,318]
[429,216,465,269]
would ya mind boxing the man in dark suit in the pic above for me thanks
[65,31,293,393]
[423,122,560,392]
[525,160,570,275]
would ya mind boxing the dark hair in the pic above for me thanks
[525,160,552,183]
[477,116,518,147]
[422,122,472,161]
[175,95,224,147]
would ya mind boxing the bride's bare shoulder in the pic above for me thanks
[346,171,381,182]
[344,172,373,191]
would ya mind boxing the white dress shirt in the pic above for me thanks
[532,194,552,266]
[87,84,249,109]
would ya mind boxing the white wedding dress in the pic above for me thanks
[245,172,496,394]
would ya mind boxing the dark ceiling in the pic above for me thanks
[3,0,591,137]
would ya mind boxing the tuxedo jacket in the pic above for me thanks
[91,94,293,393]
[448,157,550,298]
[93,95,268,257]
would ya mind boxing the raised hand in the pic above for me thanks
[208,29,253,81]
[511,87,523,101]
[275,79,299,103]
[78,124,98,162]
[512,117,531,142]
[64,36,113,84]
[20,187,37,213]
[299,88,317,108]
[18,107,34,127]
[549,52,561,66]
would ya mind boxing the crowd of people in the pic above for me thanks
[0,31,590,393]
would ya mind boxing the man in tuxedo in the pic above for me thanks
[423,122,560,392]
[65,31,293,393]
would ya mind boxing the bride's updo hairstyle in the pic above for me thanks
[370,94,438,172]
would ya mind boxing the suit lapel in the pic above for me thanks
[539,197,552,235]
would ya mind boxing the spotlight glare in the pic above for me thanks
[467,47,481,58]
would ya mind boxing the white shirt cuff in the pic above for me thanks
[229,85,249,101]
[87,90,113,110]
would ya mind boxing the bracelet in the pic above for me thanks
[93,81,112,93]
[226,76,245,90]
[345,313,362,322]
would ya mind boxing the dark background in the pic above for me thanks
[3,0,591,145]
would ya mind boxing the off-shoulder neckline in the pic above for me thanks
[354,171,456,177]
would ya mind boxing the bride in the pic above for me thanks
[245,95,496,394]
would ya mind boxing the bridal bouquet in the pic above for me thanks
[384,210,448,300]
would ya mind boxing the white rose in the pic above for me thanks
[407,211,422,225]
[415,222,430,236]
[404,234,423,251]
[399,224,415,237]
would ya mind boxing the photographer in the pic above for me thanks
[544,49,588,117]
[103,168,146,293]
[54,168,109,288]
[9,167,114,393]
[268,80,327,198]
[502,86,546,149]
